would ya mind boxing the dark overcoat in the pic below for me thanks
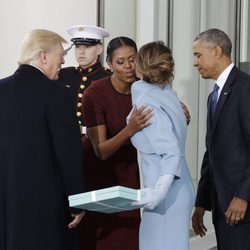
[0,65,84,250]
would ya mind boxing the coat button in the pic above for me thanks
[82,76,87,81]
[80,84,85,89]
[77,112,81,117]
[78,93,83,98]
[77,102,82,107]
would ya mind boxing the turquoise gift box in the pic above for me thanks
[68,186,145,213]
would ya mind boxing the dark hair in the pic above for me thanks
[194,28,232,56]
[106,36,137,62]
[136,41,174,87]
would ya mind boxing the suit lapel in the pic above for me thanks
[207,92,214,145]
[211,66,238,137]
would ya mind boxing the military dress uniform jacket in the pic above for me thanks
[59,61,112,131]
[0,65,84,250]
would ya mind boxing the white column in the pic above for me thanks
[102,0,136,66]
[136,0,156,47]
[240,0,249,62]
[0,0,98,78]
[172,0,200,185]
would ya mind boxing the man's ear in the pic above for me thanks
[214,46,223,59]
[39,51,47,64]
[97,44,104,56]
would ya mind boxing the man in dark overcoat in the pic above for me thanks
[192,28,250,250]
[0,29,85,250]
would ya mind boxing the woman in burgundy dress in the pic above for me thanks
[78,37,152,250]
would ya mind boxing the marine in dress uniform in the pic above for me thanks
[59,25,112,134]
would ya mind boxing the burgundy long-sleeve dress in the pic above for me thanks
[79,76,140,250]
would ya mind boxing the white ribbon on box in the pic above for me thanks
[91,190,142,211]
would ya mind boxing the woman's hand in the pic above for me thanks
[180,102,191,125]
[127,105,153,136]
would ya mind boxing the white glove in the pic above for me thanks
[132,174,174,210]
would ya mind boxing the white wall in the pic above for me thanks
[172,0,200,184]
[0,0,97,78]
[136,0,156,47]
[101,0,136,66]
[171,1,216,246]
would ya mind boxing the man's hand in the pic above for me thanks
[192,207,207,237]
[225,197,248,225]
[68,211,85,229]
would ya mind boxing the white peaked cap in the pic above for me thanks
[67,25,109,45]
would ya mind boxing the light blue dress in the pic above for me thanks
[128,80,195,250]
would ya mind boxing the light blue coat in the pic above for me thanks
[128,80,195,250]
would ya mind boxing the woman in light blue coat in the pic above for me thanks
[128,41,195,250]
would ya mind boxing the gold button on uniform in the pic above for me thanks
[78,93,83,98]
[82,76,87,81]
[77,102,82,107]
[80,84,85,89]
[88,68,93,73]
[77,112,81,117]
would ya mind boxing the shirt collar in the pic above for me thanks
[216,62,234,90]
[29,63,45,75]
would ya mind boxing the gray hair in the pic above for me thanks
[18,29,67,65]
[194,28,232,57]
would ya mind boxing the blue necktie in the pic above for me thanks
[210,83,219,125]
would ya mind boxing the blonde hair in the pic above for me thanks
[18,29,67,65]
[136,41,174,87]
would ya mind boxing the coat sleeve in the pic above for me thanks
[195,96,212,210]
[130,94,182,178]
[195,149,212,210]
[236,81,250,201]
[46,83,84,198]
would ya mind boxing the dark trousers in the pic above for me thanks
[214,217,250,250]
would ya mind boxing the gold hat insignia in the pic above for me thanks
[78,27,84,31]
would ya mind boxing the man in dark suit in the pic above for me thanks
[0,29,85,250]
[191,28,250,250]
